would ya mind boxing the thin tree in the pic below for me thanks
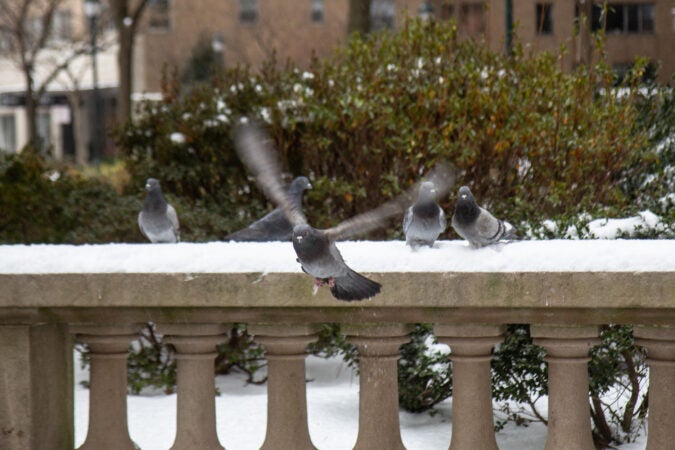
[0,0,91,150]
[108,0,149,124]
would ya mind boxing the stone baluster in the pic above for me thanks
[435,324,505,450]
[532,325,600,450]
[249,324,320,450]
[344,323,412,450]
[0,322,72,450]
[73,324,143,450]
[634,326,675,450]
[162,323,229,450]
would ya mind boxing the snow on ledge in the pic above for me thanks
[0,240,673,274]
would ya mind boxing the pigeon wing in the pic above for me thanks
[234,122,307,228]
[167,204,180,241]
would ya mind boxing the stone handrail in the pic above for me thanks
[0,241,673,450]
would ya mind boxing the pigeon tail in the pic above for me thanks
[330,269,382,301]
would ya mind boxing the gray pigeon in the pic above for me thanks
[138,178,180,243]
[451,186,515,247]
[225,176,312,241]
[234,121,454,301]
[402,181,446,249]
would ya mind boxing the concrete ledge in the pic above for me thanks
[1,272,672,309]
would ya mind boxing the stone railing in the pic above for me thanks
[0,242,674,450]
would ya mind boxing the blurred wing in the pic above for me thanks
[234,121,307,227]
[326,161,457,241]
[402,206,413,234]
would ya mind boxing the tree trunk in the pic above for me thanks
[576,0,593,67]
[348,0,371,34]
[117,26,134,124]
[24,70,38,149]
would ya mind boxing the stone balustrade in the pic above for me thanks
[1,260,674,449]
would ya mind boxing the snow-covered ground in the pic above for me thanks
[1,239,674,274]
[74,352,647,449]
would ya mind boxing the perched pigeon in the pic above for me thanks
[234,121,454,301]
[225,176,312,241]
[138,178,180,243]
[402,181,446,249]
[451,186,516,247]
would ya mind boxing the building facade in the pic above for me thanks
[1,0,673,160]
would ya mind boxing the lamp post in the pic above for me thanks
[84,0,101,165]
[211,33,225,71]
[418,1,434,22]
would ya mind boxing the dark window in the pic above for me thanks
[536,3,553,35]
[459,3,486,35]
[370,0,395,31]
[239,0,259,24]
[148,0,170,30]
[311,0,324,23]
[588,3,655,34]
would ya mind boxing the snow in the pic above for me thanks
[1,239,673,275]
[587,211,665,239]
[73,352,646,449]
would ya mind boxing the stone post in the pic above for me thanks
[634,326,675,450]
[0,322,73,450]
[435,324,505,450]
[532,325,600,450]
[344,323,412,450]
[163,324,229,450]
[73,324,142,450]
[249,324,320,450]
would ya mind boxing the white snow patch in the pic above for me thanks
[169,132,186,144]
[1,240,673,274]
[587,210,664,239]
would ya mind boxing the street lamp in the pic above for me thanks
[211,33,225,70]
[84,0,102,164]
[418,1,434,22]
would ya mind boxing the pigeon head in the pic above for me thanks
[145,178,161,193]
[289,176,312,196]
[292,224,328,259]
[418,181,437,202]
[454,186,480,224]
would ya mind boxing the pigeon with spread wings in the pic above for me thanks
[234,121,454,301]
[225,176,312,241]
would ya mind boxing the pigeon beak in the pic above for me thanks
[461,194,467,199]
[307,183,313,189]
[296,235,303,242]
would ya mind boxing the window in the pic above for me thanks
[536,3,553,35]
[0,114,17,153]
[52,9,72,40]
[37,112,51,148]
[239,0,258,24]
[311,0,324,23]
[590,3,655,34]
[148,0,170,31]
[459,3,486,36]
[370,0,395,31]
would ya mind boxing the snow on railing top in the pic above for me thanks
[0,240,673,274]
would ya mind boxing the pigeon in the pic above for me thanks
[451,186,516,247]
[138,178,180,243]
[402,181,446,249]
[233,121,454,301]
[225,176,312,241]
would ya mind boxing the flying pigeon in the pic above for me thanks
[451,186,516,247]
[138,178,180,243]
[402,181,446,249]
[234,121,454,301]
[225,176,312,241]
